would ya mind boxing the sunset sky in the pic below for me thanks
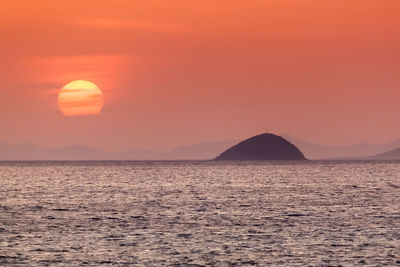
[1,0,400,151]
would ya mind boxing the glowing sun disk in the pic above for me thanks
[58,80,104,116]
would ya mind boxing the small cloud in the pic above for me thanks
[76,18,184,32]
[28,54,129,97]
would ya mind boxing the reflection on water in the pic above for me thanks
[0,161,399,265]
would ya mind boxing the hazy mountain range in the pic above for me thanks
[1,136,400,160]
[365,148,400,160]
[283,135,400,160]
[0,140,238,161]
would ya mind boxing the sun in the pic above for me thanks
[58,80,104,116]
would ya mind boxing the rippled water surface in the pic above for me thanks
[1,161,400,266]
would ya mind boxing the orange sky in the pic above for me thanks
[1,0,400,151]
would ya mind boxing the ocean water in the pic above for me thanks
[0,161,399,266]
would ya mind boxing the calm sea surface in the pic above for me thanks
[0,161,399,266]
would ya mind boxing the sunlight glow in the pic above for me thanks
[58,80,104,116]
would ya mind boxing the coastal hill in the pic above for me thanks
[215,133,306,160]
[365,147,400,160]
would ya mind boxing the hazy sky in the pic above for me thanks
[1,0,400,151]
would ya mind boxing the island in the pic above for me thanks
[215,133,307,160]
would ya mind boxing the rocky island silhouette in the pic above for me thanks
[215,133,306,160]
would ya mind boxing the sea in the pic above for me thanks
[0,161,399,266]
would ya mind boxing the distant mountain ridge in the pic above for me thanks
[283,135,400,159]
[2,136,400,160]
[0,140,238,161]
[365,148,400,160]
[0,143,107,161]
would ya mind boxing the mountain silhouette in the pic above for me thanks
[0,143,108,161]
[365,147,400,160]
[283,135,400,159]
[0,140,238,160]
[215,133,306,160]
